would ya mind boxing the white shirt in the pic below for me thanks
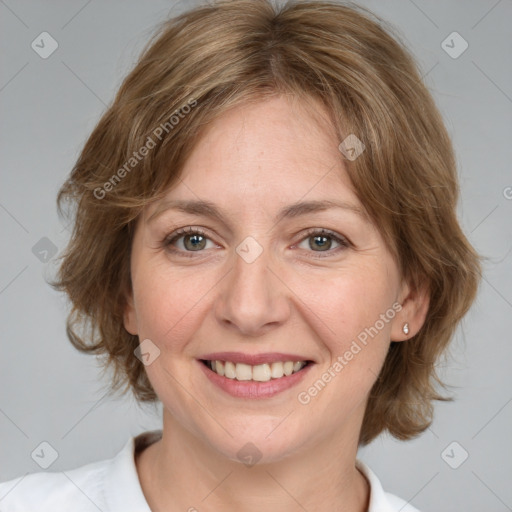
[0,430,420,511]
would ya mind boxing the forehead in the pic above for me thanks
[151,95,361,214]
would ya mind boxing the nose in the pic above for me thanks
[214,241,290,337]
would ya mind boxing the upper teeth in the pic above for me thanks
[207,360,307,381]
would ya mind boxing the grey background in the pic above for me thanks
[1,1,511,511]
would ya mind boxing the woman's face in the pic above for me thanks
[125,95,414,463]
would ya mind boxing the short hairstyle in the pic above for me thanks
[54,0,481,445]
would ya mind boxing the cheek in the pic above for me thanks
[302,264,398,404]
[131,259,214,350]
[305,264,397,344]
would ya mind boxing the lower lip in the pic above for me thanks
[198,360,314,399]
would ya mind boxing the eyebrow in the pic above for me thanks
[147,198,367,226]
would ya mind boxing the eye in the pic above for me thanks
[294,228,350,257]
[164,227,217,256]
[163,226,350,259]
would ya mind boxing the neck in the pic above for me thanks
[136,411,370,512]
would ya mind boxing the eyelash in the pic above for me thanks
[163,227,350,259]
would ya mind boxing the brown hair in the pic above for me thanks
[53,0,481,445]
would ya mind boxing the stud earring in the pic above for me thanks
[402,322,409,335]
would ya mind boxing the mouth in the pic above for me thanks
[200,359,312,381]
[198,352,315,399]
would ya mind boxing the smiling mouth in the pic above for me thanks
[200,359,313,382]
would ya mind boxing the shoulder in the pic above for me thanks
[0,431,158,512]
[0,457,110,512]
[356,459,421,512]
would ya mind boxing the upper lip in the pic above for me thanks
[199,352,315,366]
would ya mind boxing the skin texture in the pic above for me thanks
[124,95,429,512]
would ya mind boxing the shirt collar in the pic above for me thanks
[356,459,400,512]
[103,430,162,511]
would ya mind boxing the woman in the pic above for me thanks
[0,0,481,510]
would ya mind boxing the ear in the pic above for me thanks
[123,287,138,335]
[390,276,430,342]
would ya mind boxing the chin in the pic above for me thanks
[198,415,313,466]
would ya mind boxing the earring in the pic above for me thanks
[402,322,409,335]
